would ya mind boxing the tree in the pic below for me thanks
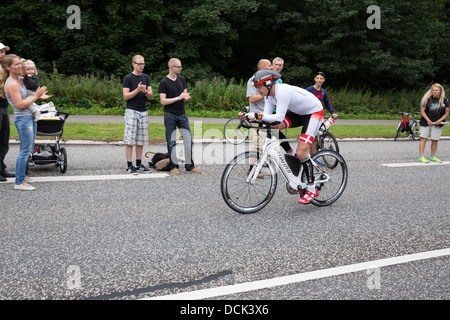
[1,0,448,90]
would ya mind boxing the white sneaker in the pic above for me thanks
[14,182,36,191]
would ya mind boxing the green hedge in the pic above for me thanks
[39,72,126,113]
[38,71,432,116]
[328,86,424,115]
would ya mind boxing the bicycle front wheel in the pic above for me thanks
[321,132,339,152]
[221,151,277,214]
[309,150,348,207]
[394,123,402,141]
[224,118,250,144]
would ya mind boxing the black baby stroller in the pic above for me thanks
[28,106,70,173]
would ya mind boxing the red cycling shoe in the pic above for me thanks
[298,189,319,204]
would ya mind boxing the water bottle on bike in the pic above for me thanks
[318,117,335,135]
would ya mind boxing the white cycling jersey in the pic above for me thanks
[261,83,323,122]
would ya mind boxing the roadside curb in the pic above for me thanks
[9,136,449,146]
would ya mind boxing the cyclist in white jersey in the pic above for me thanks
[240,70,324,204]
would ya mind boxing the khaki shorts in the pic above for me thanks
[252,128,267,149]
[420,125,442,140]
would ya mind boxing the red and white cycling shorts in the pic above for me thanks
[283,110,324,146]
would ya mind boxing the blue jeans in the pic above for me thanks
[14,116,36,185]
[164,112,194,170]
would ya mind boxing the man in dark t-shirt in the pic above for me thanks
[122,55,153,174]
[158,58,201,174]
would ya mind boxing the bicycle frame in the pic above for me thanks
[246,128,329,193]
[395,111,420,141]
[411,114,419,126]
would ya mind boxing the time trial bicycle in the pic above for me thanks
[221,120,348,214]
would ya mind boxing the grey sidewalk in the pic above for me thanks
[67,115,400,125]
[9,114,406,145]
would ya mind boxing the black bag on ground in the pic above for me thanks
[149,152,171,171]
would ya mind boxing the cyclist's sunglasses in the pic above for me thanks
[253,79,272,88]
[316,71,326,77]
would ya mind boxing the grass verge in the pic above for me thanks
[9,123,450,142]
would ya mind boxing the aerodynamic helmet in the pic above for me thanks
[252,70,281,88]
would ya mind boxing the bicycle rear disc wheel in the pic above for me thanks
[224,118,250,144]
[309,150,348,207]
[221,151,277,214]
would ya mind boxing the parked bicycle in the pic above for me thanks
[223,106,251,144]
[314,116,339,168]
[395,111,420,141]
[221,120,348,214]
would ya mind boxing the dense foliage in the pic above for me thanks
[1,0,449,91]
[37,70,425,116]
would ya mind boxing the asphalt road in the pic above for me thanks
[0,139,449,304]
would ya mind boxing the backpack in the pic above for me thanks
[148,152,171,171]
[401,113,411,132]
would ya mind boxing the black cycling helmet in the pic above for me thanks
[252,70,281,98]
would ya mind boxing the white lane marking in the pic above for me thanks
[144,248,450,300]
[381,161,450,167]
[0,173,168,184]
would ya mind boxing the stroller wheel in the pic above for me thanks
[58,147,67,173]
